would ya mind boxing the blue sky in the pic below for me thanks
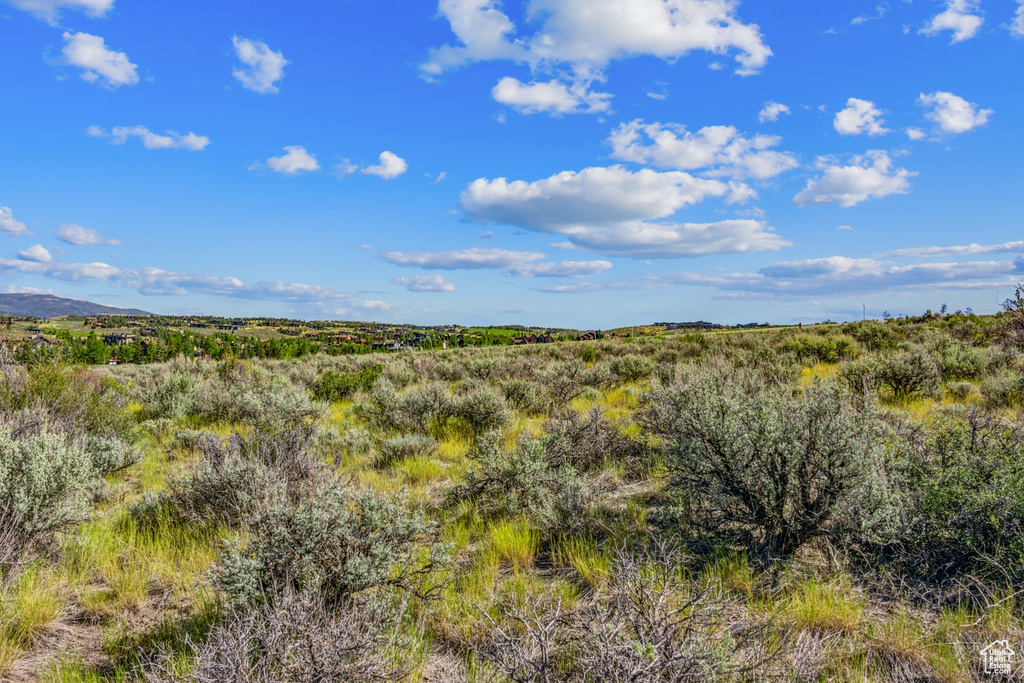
[1,0,1022,327]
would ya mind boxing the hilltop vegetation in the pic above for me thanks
[0,300,1022,681]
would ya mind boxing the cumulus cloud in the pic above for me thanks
[758,101,790,123]
[362,151,408,179]
[541,255,1021,296]
[0,258,377,311]
[232,36,288,95]
[607,120,799,180]
[16,245,52,263]
[1011,1,1024,36]
[425,0,771,77]
[920,0,984,43]
[508,260,613,277]
[393,274,457,292]
[460,165,788,257]
[793,151,915,208]
[6,0,112,24]
[61,31,138,88]
[833,98,890,136]
[491,76,611,114]
[0,206,31,236]
[918,91,992,134]
[887,240,1024,258]
[55,223,121,246]
[423,0,771,116]
[251,146,321,175]
[87,125,210,151]
[383,247,546,269]
[906,127,927,141]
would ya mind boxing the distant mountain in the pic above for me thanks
[0,294,150,318]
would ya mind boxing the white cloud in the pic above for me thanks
[0,206,31,236]
[393,274,457,292]
[887,241,1024,258]
[758,101,790,123]
[906,127,926,140]
[231,36,288,95]
[427,0,771,76]
[607,120,799,180]
[460,165,788,257]
[1011,1,1024,36]
[541,255,1022,296]
[833,98,890,136]
[6,0,112,23]
[918,91,992,134]
[362,151,408,179]
[87,125,210,151]
[920,0,984,43]
[793,151,915,208]
[0,258,375,310]
[491,76,611,114]
[852,5,886,25]
[508,260,613,277]
[423,0,771,116]
[55,223,121,246]
[252,146,321,175]
[61,31,138,88]
[16,245,52,263]
[383,247,546,269]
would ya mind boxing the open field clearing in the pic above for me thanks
[1,307,1023,682]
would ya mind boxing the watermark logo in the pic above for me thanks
[981,640,1015,677]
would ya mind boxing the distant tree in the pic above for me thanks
[1002,284,1024,347]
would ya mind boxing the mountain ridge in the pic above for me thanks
[0,294,150,318]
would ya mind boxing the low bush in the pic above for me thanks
[641,367,892,562]
[376,434,438,468]
[609,354,655,382]
[143,589,410,683]
[86,435,140,476]
[543,408,653,477]
[882,409,1024,581]
[454,386,510,436]
[780,334,860,364]
[213,484,448,607]
[979,369,1021,408]
[499,378,550,415]
[874,347,942,402]
[166,426,326,526]
[467,543,783,682]
[449,434,589,533]
[0,429,94,569]
[310,365,382,403]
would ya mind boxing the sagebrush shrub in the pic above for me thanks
[0,428,93,558]
[167,426,326,525]
[310,365,382,403]
[214,484,448,607]
[641,367,890,561]
[885,409,1024,580]
[450,433,589,532]
[376,434,438,468]
[609,354,655,382]
[86,435,140,475]
[142,589,410,683]
[454,386,510,436]
[500,378,550,415]
[543,408,652,477]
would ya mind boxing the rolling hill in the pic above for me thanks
[0,294,150,318]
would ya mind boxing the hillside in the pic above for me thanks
[0,293,149,318]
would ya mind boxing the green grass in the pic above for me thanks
[484,518,540,572]
[552,536,611,589]
[0,565,65,676]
